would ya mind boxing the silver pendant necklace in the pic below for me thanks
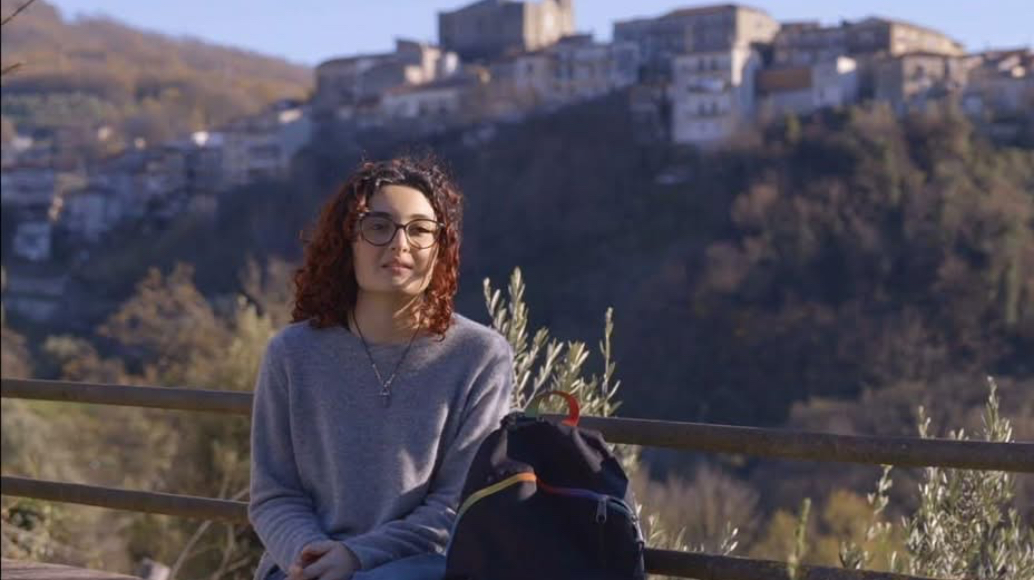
[351,314,420,407]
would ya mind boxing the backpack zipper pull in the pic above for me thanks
[595,497,608,524]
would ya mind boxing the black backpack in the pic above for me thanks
[445,391,647,580]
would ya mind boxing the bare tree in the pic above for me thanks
[1,0,38,76]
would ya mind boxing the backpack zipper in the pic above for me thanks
[536,481,640,536]
[451,472,643,543]
[455,472,537,521]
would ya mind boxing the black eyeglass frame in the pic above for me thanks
[355,212,445,249]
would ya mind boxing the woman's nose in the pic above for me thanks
[388,227,410,251]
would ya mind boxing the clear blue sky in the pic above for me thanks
[44,0,1034,67]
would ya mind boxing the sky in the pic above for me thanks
[42,0,1034,67]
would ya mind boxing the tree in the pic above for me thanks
[1,267,33,379]
[0,0,37,76]
[836,379,1034,579]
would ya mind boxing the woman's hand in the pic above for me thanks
[288,540,360,580]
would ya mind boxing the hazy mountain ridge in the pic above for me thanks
[1,0,311,148]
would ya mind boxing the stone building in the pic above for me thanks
[669,45,763,144]
[483,34,639,119]
[613,4,779,78]
[774,17,964,67]
[963,48,1034,118]
[380,74,484,121]
[757,56,859,120]
[438,0,575,62]
[873,52,974,112]
[58,185,124,244]
[546,34,640,103]
[313,40,459,119]
[773,17,965,96]
[215,101,312,187]
[1,165,59,209]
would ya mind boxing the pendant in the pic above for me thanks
[380,389,391,407]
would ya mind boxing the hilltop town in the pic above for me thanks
[1,1,1032,324]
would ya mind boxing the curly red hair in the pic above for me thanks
[291,156,463,337]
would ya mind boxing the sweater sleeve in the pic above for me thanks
[341,339,515,570]
[248,335,331,572]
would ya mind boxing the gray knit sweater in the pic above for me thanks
[248,313,515,580]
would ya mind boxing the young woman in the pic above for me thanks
[248,156,515,580]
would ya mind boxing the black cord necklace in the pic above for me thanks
[351,313,420,407]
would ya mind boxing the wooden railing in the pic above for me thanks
[3,378,1032,580]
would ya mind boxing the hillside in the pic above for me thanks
[0,0,311,152]
[4,89,1032,575]
[34,91,1032,432]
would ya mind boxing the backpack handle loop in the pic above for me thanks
[524,390,580,427]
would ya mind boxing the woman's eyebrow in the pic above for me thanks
[367,210,436,220]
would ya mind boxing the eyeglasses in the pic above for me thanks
[357,213,443,249]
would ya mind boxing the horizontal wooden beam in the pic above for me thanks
[645,549,929,580]
[4,379,1031,472]
[2,378,251,415]
[1,477,934,580]
[573,415,1034,472]
[1,559,142,580]
[1,476,247,524]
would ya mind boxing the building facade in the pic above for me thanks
[873,52,973,112]
[216,102,312,187]
[59,186,124,244]
[757,56,859,119]
[546,35,640,103]
[774,17,965,68]
[438,0,575,62]
[963,49,1034,117]
[669,45,762,144]
[482,34,639,118]
[380,75,482,120]
[313,40,459,118]
[614,4,779,78]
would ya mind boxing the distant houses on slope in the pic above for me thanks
[2,0,1031,275]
